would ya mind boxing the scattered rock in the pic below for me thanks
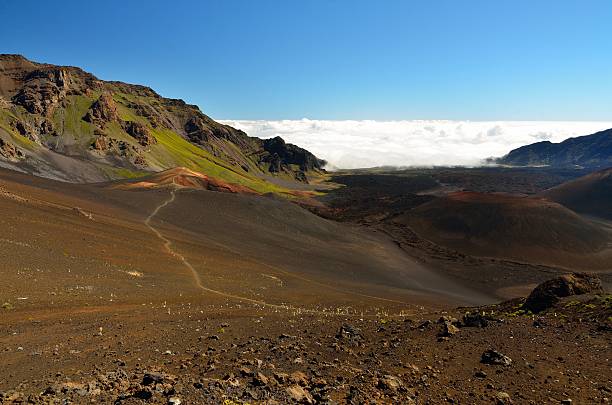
[438,320,459,337]
[377,374,403,391]
[286,385,314,404]
[252,372,269,386]
[494,391,512,404]
[134,388,153,400]
[142,372,166,386]
[337,324,363,342]
[289,371,309,386]
[481,350,512,366]
[462,312,490,328]
[418,320,432,330]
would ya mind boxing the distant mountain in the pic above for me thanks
[0,55,324,190]
[540,167,612,220]
[495,128,612,169]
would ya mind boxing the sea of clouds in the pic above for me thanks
[220,120,612,169]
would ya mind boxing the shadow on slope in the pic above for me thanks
[400,191,612,270]
[540,167,612,220]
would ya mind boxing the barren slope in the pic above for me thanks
[400,191,612,270]
[541,167,612,220]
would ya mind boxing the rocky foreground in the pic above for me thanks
[1,274,609,404]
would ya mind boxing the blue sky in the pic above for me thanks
[1,0,611,120]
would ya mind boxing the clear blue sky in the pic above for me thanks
[1,0,611,120]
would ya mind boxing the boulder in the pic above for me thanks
[336,324,363,342]
[462,312,490,327]
[522,273,604,313]
[481,350,512,366]
[377,375,403,391]
[286,385,314,404]
[438,320,459,337]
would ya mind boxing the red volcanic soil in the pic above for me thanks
[111,167,258,194]
[540,167,612,220]
[400,191,612,270]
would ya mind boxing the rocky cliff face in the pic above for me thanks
[0,54,324,187]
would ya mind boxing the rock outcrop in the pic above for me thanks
[83,93,119,128]
[0,138,24,161]
[122,121,156,146]
[522,273,604,313]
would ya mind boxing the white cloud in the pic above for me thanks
[220,119,612,169]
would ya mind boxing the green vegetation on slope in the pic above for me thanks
[148,127,288,194]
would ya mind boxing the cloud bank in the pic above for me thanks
[220,120,612,169]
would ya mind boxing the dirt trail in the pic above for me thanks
[143,187,418,317]
[144,188,286,309]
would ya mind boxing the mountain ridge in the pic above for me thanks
[495,128,612,169]
[0,54,325,191]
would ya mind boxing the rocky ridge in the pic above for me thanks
[0,54,325,186]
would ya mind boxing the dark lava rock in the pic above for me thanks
[438,321,459,337]
[462,312,490,327]
[337,324,363,341]
[522,273,604,313]
[252,372,269,386]
[481,350,512,366]
[133,388,153,400]
[142,372,165,386]
[418,320,432,330]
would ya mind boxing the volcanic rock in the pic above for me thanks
[377,374,403,391]
[0,138,24,161]
[438,320,459,337]
[462,312,490,328]
[522,273,604,313]
[83,93,119,128]
[142,372,166,386]
[286,385,314,404]
[481,350,512,366]
[337,324,363,342]
[122,120,157,146]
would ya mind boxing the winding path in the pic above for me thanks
[144,186,416,317]
[144,187,294,310]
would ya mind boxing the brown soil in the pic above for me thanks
[0,167,610,404]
